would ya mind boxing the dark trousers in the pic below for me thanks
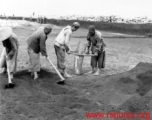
[91,51,106,69]
[54,45,66,74]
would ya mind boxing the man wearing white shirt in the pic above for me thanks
[54,22,80,84]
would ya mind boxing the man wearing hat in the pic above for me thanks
[54,22,80,84]
[27,24,52,80]
[0,27,19,87]
[86,25,106,76]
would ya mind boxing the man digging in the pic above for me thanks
[27,25,52,79]
[54,22,80,84]
[86,25,106,76]
[0,27,19,88]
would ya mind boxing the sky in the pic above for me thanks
[0,0,152,19]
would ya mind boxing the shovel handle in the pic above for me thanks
[47,58,65,81]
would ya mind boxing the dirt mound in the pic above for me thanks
[80,62,152,117]
[107,62,152,120]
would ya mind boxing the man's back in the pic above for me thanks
[27,27,47,54]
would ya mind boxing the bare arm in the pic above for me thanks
[64,32,71,52]
[86,33,91,53]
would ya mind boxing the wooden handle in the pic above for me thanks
[47,58,65,81]
[5,48,12,83]
[69,52,97,56]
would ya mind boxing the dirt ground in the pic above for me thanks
[0,23,152,120]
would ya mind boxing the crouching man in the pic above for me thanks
[54,22,80,84]
[0,27,19,88]
[27,25,52,79]
[86,25,106,76]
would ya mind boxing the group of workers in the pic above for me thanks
[0,22,106,87]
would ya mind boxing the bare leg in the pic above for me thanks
[34,72,38,79]
[94,68,100,76]
[86,67,94,74]
[10,73,14,79]
[0,68,6,73]
[64,69,72,78]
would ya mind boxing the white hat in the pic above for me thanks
[0,27,12,42]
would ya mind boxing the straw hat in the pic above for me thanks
[0,27,12,42]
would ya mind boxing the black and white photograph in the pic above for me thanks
[0,0,152,120]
